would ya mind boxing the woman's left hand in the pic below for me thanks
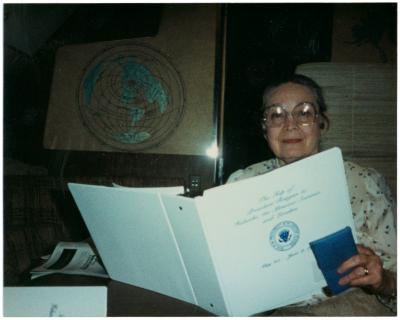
[337,244,384,291]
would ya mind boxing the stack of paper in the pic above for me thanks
[30,242,109,279]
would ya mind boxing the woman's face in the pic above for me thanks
[264,82,322,164]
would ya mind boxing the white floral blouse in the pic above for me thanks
[227,157,397,308]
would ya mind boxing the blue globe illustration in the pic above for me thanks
[78,44,185,151]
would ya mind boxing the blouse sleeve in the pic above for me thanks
[346,163,397,272]
[344,163,397,313]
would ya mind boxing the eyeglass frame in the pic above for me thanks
[261,101,320,128]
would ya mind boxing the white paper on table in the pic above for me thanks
[30,241,109,279]
[3,286,107,316]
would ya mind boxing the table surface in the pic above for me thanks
[27,274,214,316]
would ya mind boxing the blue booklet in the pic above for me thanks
[310,226,358,295]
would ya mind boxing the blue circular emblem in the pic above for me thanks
[269,220,300,251]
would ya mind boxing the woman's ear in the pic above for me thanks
[319,118,329,134]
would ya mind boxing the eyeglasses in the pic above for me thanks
[262,102,319,128]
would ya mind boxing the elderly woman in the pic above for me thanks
[227,75,396,316]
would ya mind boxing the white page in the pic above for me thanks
[195,148,356,316]
[68,183,195,304]
[161,195,228,315]
[3,286,107,316]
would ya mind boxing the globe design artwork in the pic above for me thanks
[78,44,185,151]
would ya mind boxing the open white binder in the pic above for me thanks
[68,147,356,316]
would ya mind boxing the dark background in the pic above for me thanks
[5,4,163,170]
[223,3,334,179]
